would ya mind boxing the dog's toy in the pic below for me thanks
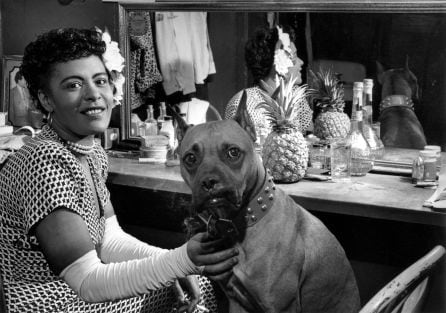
[185,212,239,244]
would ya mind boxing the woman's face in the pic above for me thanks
[285,42,304,84]
[39,55,114,141]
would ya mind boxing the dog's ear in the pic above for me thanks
[404,55,411,72]
[404,55,420,100]
[234,90,257,143]
[376,61,386,85]
[168,104,191,147]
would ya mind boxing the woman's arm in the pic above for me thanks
[100,202,166,263]
[36,206,237,303]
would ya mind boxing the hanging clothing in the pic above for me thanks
[129,11,163,109]
[189,13,216,85]
[178,98,210,125]
[155,12,216,96]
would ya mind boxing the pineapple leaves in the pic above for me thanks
[256,75,310,131]
[308,68,346,112]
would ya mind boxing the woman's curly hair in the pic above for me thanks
[245,25,296,84]
[20,28,106,113]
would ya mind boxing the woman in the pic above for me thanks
[0,28,238,313]
[224,25,313,143]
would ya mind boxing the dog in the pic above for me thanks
[376,57,427,149]
[173,93,360,313]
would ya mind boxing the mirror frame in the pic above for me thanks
[116,0,446,171]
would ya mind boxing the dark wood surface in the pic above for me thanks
[107,152,446,227]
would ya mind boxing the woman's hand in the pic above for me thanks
[173,276,200,313]
[187,232,239,282]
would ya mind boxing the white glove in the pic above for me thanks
[60,244,198,303]
[99,215,167,263]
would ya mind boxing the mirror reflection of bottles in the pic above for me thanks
[350,82,372,176]
[144,105,158,136]
[159,116,176,159]
[362,79,385,161]
[131,113,141,137]
[157,102,167,131]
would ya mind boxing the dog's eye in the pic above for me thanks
[183,153,197,165]
[227,147,241,160]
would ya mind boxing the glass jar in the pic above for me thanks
[424,145,441,179]
[419,150,437,182]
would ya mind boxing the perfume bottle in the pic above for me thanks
[144,105,158,136]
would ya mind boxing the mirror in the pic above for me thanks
[115,1,446,172]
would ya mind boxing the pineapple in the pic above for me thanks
[258,75,310,183]
[309,68,351,140]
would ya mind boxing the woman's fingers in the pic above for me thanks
[173,280,186,303]
[197,247,238,267]
[201,254,238,276]
[207,270,234,283]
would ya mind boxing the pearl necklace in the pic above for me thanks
[65,140,95,155]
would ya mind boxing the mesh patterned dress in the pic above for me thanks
[0,125,217,313]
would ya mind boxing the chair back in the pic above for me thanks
[0,268,7,313]
[359,245,445,313]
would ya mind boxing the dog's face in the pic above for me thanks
[174,92,264,225]
[178,120,261,219]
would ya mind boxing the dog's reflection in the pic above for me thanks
[377,57,427,149]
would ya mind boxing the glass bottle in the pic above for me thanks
[362,79,385,161]
[157,102,167,131]
[349,82,372,176]
[130,113,141,137]
[351,82,363,128]
[412,154,424,184]
[144,105,158,136]
[159,116,175,150]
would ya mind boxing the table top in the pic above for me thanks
[107,154,446,227]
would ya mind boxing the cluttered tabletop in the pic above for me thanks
[107,149,446,228]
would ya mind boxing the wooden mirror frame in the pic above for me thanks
[113,0,446,173]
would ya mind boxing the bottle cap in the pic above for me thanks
[353,82,364,90]
[424,145,441,152]
[420,150,437,158]
[363,79,374,88]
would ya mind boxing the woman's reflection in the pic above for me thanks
[224,24,312,145]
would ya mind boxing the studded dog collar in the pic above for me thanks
[380,95,414,113]
[244,170,277,227]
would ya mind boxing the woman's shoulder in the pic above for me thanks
[226,86,263,108]
[225,86,265,118]
[10,137,64,167]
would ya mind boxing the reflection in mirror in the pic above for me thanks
[117,9,446,164]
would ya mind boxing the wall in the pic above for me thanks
[2,0,117,56]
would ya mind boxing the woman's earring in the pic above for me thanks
[47,111,53,127]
